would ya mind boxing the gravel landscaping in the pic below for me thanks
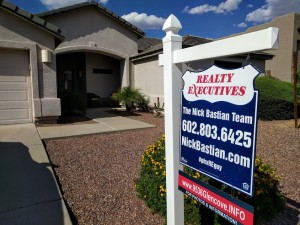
[44,111,300,225]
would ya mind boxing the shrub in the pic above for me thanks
[137,94,150,112]
[258,95,299,120]
[111,87,149,112]
[59,90,86,115]
[255,77,300,120]
[136,135,285,225]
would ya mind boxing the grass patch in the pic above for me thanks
[255,76,300,120]
[255,76,300,102]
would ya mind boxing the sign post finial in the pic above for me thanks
[163,14,182,37]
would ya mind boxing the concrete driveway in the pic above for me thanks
[0,123,72,225]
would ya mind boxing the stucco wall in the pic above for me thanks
[132,56,164,105]
[245,13,299,82]
[43,6,140,88]
[0,8,60,120]
[86,53,120,98]
[43,7,139,57]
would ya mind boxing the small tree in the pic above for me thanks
[112,87,148,112]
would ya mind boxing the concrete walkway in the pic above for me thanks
[0,108,155,225]
[0,124,72,225]
[37,108,155,139]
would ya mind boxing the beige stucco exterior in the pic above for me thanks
[244,13,300,82]
[42,6,140,88]
[132,56,164,104]
[86,53,120,97]
[0,7,61,123]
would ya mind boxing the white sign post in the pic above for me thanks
[160,14,279,225]
[162,15,184,225]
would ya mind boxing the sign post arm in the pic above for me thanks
[162,14,184,225]
[173,27,279,64]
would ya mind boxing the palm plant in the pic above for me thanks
[112,87,147,112]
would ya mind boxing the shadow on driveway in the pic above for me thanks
[0,142,67,225]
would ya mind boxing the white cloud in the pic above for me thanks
[183,0,242,15]
[40,0,108,10]
[247,4,253,8]
[98,0,108,4]
[122,12,166,30]
[246,0,300,23]
[236,22,248,28]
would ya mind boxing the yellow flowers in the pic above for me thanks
[140,134,166,177]
[192,171,201,179]
[159,185,166,194]
[137,138,285,224]
[253,156,281,198]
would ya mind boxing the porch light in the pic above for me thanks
[41,49,52,63]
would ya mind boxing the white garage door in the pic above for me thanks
[0,50,32,125]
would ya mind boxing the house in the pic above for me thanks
[0,1,144,125]
[37,2,145,106]
[0,0,64,125]
[0,0,273,125]
[233,13,300,82]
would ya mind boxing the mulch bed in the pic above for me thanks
[44,111,300,225]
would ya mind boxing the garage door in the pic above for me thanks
[0,50,32,125]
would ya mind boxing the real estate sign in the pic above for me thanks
[180,64,259,196]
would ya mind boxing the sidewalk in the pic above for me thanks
[37,108,155,139]
[0,124,72,225]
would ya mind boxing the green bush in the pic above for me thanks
[255,76,300,120]
[111,87,149,112]
[59,90,86,115]
[136,135,285,225]
[258,95,299,120]
[137,94,150,112]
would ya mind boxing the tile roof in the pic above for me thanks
[131,35,213,60]
[182,35,213,47]
[36,1,145,38]
[137,37,161,52]
[0,0,65,39]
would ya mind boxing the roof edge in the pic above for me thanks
[36,1,145,38]
[0,0,65,39]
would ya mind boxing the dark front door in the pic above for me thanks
[57,52,87,106]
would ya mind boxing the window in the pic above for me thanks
[93,68,113,74]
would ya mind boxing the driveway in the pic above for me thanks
[0,124,72,225]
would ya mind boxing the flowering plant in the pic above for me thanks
[136,134,285,224]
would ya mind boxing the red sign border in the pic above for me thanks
[178,171,254,225]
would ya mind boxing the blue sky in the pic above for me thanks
[8,0,300,39]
